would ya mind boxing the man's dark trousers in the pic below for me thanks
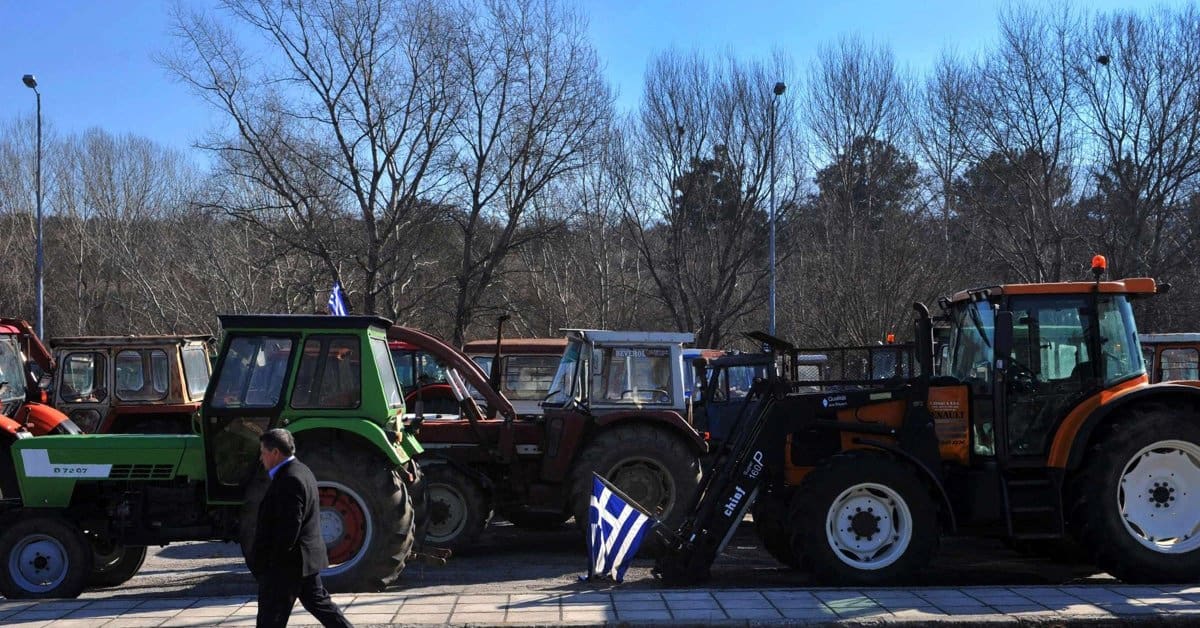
[252,458,352,628]
[257,572,351,628]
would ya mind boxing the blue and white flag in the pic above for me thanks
[587,473,653,582]
[328,281,348,316]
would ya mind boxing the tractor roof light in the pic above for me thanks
[1091,254,1107,280]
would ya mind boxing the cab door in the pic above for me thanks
[53,350,112,433]
[202,334,298,502]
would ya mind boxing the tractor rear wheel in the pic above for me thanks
[239,446,415,592]
[407,459,430,553]
[752,489,801,568]
[423,463,491,553]
[792,452,939,586]
[1071,407,1200,583]
[87,539,147,588]
[570,424,702,553]
[0,513,93,599]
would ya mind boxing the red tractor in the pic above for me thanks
[0,318,76,436]
[389,327,706,552]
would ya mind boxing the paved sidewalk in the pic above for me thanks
[2,584,1199,626]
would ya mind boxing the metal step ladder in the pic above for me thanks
[1000,467,1066,540]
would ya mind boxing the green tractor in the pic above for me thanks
[0,314,423,598]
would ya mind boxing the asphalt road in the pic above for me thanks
[80,518,1115,600]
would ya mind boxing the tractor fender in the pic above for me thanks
[16,403,80,436]
[0,415,24,439]
[1055,381,1200,470]
[288,419,409,467]
[592,410,708,454]
[0,416,26,499]
[852,437,958,533]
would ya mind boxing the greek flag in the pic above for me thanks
[587,473,653,582]
[328,281,348,316]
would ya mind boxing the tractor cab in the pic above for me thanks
[0,330,30,419]
[203,315,417,502]
[48,335,213,434]
[543,330,695,411]
[935,275,1152,460]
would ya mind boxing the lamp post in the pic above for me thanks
[768,81,785,336]
[22,74,44,338]
[21,75,45,338]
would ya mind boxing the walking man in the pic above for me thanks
[252,429,352,628]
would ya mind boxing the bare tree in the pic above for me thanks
[625,49,798,347]
[1072,5,1200,279]
[164,0,462,316]
[792,36,936,345]
[444,0,612,343]
[955,5,1084,283]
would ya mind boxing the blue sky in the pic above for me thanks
[0,0,1181,157]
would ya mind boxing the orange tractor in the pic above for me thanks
[656,257,1200,585]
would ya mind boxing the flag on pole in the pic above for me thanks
[587,473,653,582]
[328,281,348,316]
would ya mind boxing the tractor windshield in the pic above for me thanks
[0,335,27,404]
[544,339,583,406]
[943,300,995,389]
[593,345,674,405]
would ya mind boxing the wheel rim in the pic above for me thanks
[90,538,124,573]
[318,481,373,575]
[1118,439,1200,554]
[606,456,676,516]
[426,481,469,544]
[825,482,913,571]
[8,534,70,593]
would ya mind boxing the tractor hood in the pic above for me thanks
[387,326,517,420]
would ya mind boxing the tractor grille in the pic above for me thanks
[109,464,175,480]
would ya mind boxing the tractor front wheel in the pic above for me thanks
[792,452,939,586]
[0,513,93,598]
[753,489,801,568]
[422,463,491,553]
[1071,407,1200,583]
[570,424,702,553]
[87,539,147,588]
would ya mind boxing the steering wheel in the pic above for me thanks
[1006,356,1038,393]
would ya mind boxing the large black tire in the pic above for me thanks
[791,452,939,586]
[422,463,491,553]
[239,445,415,592]
[570,424,702,551]
[753,488,801,568]
[0,513,93,598]
[87,541,148,588]
[407,459,430,553]
[1069,406,1200,583]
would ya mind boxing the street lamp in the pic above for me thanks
[768,81,785,336]
[22,74,44,339]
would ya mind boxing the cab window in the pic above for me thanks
[291,336,361,409]
[182,345,212,399]
[60,352,107,403]
[593,346,673,405]
[212,336,294,408]
[116,349,170,401]
[1159,348,1199,381]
